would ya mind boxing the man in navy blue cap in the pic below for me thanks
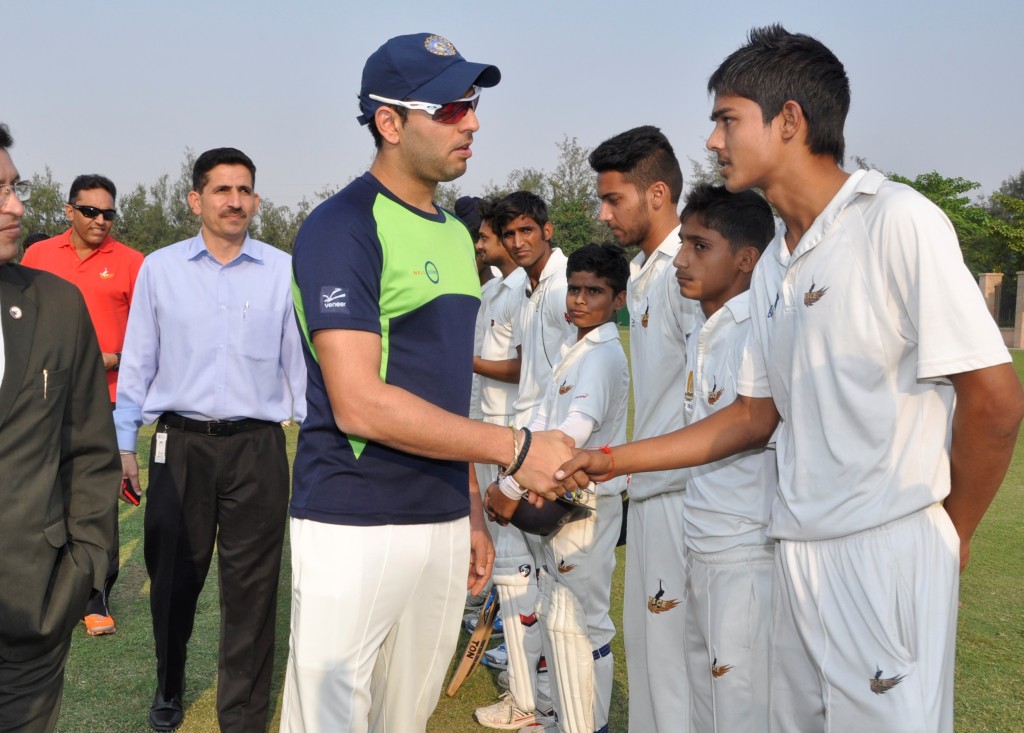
[282,34,576,731]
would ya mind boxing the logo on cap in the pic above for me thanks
[424,35,457,56]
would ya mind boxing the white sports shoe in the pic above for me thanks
[474,691,538,730]
[482,642,508,670]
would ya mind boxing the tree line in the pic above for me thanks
[18,141,1024,296]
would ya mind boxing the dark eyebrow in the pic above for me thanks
[710,107,732,122]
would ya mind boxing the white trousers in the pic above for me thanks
[280,517,469,733]
[686,543,774,733]
[623,491,690,733]
[770,504,959,733]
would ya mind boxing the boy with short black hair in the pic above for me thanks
[673,183,776,732]
[487,242,630,733]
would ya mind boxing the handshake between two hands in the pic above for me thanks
[482,430,613,525]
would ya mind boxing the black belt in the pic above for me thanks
[160,412,277,437]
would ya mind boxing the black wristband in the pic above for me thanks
[506,427,532,477]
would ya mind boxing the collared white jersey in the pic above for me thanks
[470,276,502,420]
[681,292,776,553]
[513,248,575,428]
[536,321,629,496]
[739,169,1010,540]
[627,226,700,501]
[480,267,527,420]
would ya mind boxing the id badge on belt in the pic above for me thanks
[154,430,168,464]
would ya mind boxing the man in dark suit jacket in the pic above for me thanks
[0,124,119,732]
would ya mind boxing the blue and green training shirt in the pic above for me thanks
[290,172,481,525]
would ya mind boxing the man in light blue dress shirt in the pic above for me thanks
[114,148,306,733]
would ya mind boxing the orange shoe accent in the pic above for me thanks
[83,613,116,636]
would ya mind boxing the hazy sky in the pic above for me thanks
[8,0,1022,215]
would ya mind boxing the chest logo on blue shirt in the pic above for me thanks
[320,287,348,312]
[804,279,829,307]
[767,292,780,319]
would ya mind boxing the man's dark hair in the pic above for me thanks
[368,105,408,149]
[493,191,550,238]
[0,123,12,150]
[477,197,499,229]
[69,174,116,204]
[192,148,256,192]
[23,231,50,249]
[680,184,774,254]
[588,126,683,203]
[566,242,629,295]
[454,196,482,240]
[708,24,850,165]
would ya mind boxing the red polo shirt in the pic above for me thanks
[22,231,144,401]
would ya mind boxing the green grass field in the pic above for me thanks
[55,351,1024,731]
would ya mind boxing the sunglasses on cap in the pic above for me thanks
[368,86,480,125]
[69,203,117,221]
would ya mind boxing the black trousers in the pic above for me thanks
[84,402,121,618]
[0,636,71,733]
[145,419,288,733]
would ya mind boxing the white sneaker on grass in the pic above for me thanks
[474,691,538,730]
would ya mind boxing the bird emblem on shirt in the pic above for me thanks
[641,302,650,329]
[99,267,114,279]
[804,280,829,306]
[870,667,906,695]
[557,558,576,574]
[559,380,573,395]
[647,580,681,614]
[711,657,734,679]
[707,379,724,405]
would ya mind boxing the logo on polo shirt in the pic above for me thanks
[708,378,724,406]
[767,292,780,319]
[557,558,576,574]
[804,280,829,307]
[711,658,734,679]
[647,580,680,614]
[412,261,441,283]
[558,380,572,395]
[99,267,114,279]
[870,667,906,695]
[320,287,348,312]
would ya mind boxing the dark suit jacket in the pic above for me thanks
[0,263,119,662]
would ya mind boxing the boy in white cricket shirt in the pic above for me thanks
[487,243,630,733]
[476,191,573,729]
[673,184,776,732]
[589,125,698,733]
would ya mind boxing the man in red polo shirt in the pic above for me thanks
[22,173,143,637]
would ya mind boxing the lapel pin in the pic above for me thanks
[9,306,22,319]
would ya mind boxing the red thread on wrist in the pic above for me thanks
[593,444,615,483]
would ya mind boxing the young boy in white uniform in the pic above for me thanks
[589,126,698,733]
[487,243,630,733]
[476,192,574,730]
[674,184,776,732]
[557,25,1024,733]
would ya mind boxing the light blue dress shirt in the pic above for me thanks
[114,232,306,451]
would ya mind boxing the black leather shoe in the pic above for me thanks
[149,690,183,732]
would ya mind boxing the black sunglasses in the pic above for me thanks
[69,203,117,221]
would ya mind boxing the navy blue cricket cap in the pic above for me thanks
[357,33,501,125]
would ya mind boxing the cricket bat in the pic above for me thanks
[445,586,500,696]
